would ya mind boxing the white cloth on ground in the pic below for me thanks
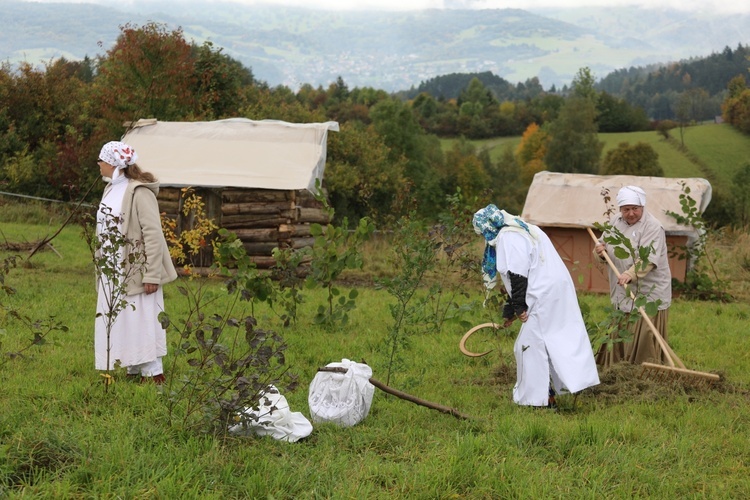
[229,386,313,442]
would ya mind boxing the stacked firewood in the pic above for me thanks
[157,187,330,268]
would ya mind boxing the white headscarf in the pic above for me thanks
[99,141,138,170]
[616,185,646,207]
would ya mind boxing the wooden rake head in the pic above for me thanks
[640,362,721,389]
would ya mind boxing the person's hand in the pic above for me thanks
[503,317,515,328]
[617,274,633,286]
[594,243,606,257]
[518,311,529,323]
[144,283,159,294]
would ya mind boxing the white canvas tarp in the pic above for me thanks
[121,118,340,191]
[521,171,712,236]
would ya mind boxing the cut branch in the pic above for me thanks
[317,366,472,420]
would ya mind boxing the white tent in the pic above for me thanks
[121,118,340,192]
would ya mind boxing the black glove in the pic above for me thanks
[503,271,529,319]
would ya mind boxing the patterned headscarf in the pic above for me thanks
[99,141,138,170]
[472,204,536,288]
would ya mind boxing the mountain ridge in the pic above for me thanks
[1,1,748,92]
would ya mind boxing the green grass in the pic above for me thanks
[599,129,707,179]
[680,123,750,190]
[445,122,750,186]
[2,221,750,497]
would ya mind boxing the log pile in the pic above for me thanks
[157,187,329,268]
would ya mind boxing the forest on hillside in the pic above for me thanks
[1,24,750,229]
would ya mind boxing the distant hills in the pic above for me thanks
[2,1,749,92]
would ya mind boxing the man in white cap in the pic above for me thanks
[594,185,672,367]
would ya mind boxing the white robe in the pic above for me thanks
[493,227,600,406]
[94,176,167,371]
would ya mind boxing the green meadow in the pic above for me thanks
[444,123,749,185]
[1,198,749,497]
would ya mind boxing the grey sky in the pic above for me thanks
[224,0,748,14]
[24,0,750,13]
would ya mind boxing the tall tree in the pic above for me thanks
[544,96,603,174]
[191,41,254,120]
[94,23,197,137]
[571,67,598,101]
[325,121,406,224]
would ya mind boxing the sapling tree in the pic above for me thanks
[376,213,437,386]
[159,190,297,435]
[416,191,478,334]
[305,181,375,329]
[82,207,147,390]
[376,193,480,386]
[666,181,732,302]
[269,245,308,327]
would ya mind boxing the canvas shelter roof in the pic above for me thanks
[121,118,340,191]
[521,171,712,236]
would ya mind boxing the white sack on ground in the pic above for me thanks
[229,385,313,442]
[308,359,375,427]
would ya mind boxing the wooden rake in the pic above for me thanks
[587,227,720,388]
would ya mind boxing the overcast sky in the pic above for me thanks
[25,0,750,13]
[226,0,748,14]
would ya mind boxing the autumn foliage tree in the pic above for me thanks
[515,122,548,185]
[93,22,198,137]
[722,75,750,135]
[0,59,95,199]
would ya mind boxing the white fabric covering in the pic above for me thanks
[229,386,313,443]
[308,359,375,427]
[121,118,339,191]
[521,171,711,236]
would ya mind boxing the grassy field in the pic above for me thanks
[1,216,750,497]
[443,122,750,185]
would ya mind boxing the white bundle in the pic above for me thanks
[308,359,375,427]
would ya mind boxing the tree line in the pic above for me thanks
[1,23,748,228]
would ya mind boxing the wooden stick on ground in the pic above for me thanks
[317,366,472,420]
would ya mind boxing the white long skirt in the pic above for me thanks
[95,282,167,372]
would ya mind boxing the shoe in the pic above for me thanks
[548,387,557,408]
[151,373,166,385]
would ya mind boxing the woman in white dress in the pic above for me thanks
[473,204,600,407]
[95,141,177,383]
